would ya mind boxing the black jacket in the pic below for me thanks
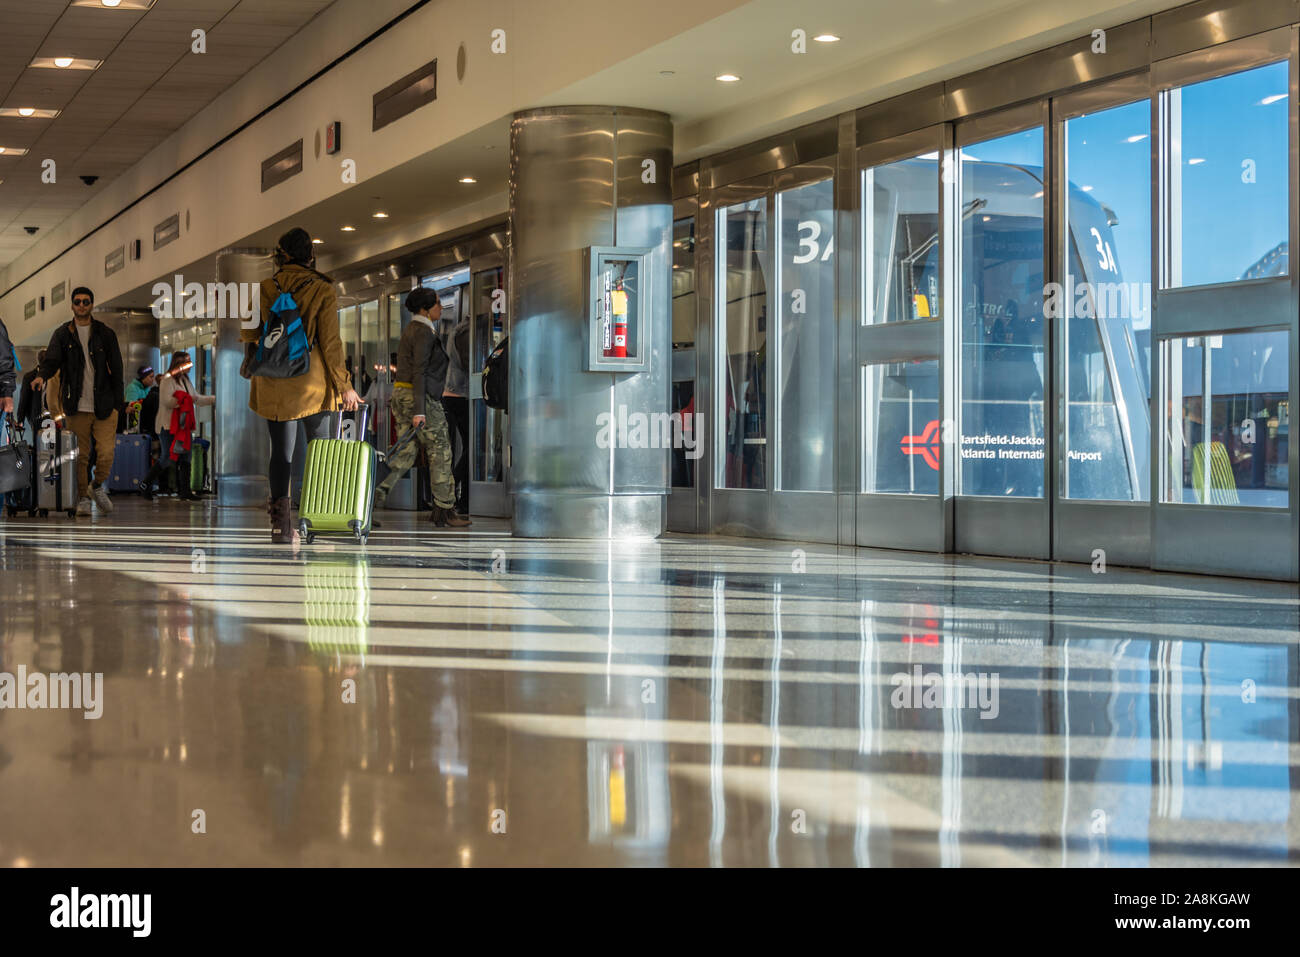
[394,317,448,417]
[16,369,42,434]
[0,317,14,399]
[38,319,125,420]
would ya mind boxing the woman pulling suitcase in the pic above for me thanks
[141,351,213,501]
[241,227,360,544]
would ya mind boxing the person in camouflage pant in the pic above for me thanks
[382,384,455,509]
[375,286,470,526]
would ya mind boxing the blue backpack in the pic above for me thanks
[247,280,312,378]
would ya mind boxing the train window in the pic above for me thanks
[1163,60,1289,288]
[863,155,938,324]
[718,197,768,490]
[862,358,940,495]
[1161,329,1288,507]
[1062,98,1152,501]
[776,177,834,492]
[957,126,1046,498]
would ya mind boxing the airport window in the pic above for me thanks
[958,126,1046,497]
[863,155,939,325]
[1161,329,1288,507]
[1062,98,1152,501]
[776,177,835,491]
[1163,60,1289,288]
[718,197,768,490]
[862,358,940,495]
[672,217,697,489]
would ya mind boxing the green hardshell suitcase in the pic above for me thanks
[298,410,376,545]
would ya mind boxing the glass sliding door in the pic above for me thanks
[775,177,835,492]
[1152,30,1297,580]
[469,259,509,516]
[711,162,840,543]
[717,194,769,493]
[953,104,1051,558]
[1052,77,1155,567]
[856,126,950,550]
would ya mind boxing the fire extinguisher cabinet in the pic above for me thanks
[583,245,653,372]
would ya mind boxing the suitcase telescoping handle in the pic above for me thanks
[333,404,369,440]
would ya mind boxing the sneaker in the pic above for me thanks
[75,497,93,517]
[91,485,114,514]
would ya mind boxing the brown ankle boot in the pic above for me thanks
[443,509,471,528]
[430,506,447,527]
[269,497,300,544]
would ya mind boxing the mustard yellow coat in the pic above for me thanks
[241,264,351,422]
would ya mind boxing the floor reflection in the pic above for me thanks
[0,503,1296,866]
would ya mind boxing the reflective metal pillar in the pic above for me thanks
[214,248,273,506]
[510,106,673,539]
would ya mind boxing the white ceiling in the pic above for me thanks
[0,0,336,267]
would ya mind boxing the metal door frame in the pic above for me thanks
[952,100,1054,560]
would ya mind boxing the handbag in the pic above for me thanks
[0,414,31,495]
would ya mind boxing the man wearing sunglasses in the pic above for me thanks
[31,286,125,516]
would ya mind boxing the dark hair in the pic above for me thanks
[136,365,154,379]
[71,286,94,304]
[276,227,315,266]
[168,350,191,374]
[404,287,440,315]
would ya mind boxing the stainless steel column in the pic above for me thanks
[214,248,273,506]
[510,106,673,539]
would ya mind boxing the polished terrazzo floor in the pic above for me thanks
[0,497,1297,866]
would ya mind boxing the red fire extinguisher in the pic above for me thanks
[610,281,628,358]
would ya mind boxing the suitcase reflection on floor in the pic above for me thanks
[303,555,370,658]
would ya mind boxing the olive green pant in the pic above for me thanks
[380,386,455,508]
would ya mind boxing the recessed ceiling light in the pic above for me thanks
[71,0,157,8]
[372,211,388,218]
[33,57,101,70]
[0,147,31,156]
[340,225,356,232]
[813,34,840,42]
[458,176,476,184]
[312,238,324,244]
[18,108,34,116]
[1188,157,1206,165]
[0,108,59,119]
[1260,94,1287,106]
[660,70,675,77]
[716,73,741,82]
